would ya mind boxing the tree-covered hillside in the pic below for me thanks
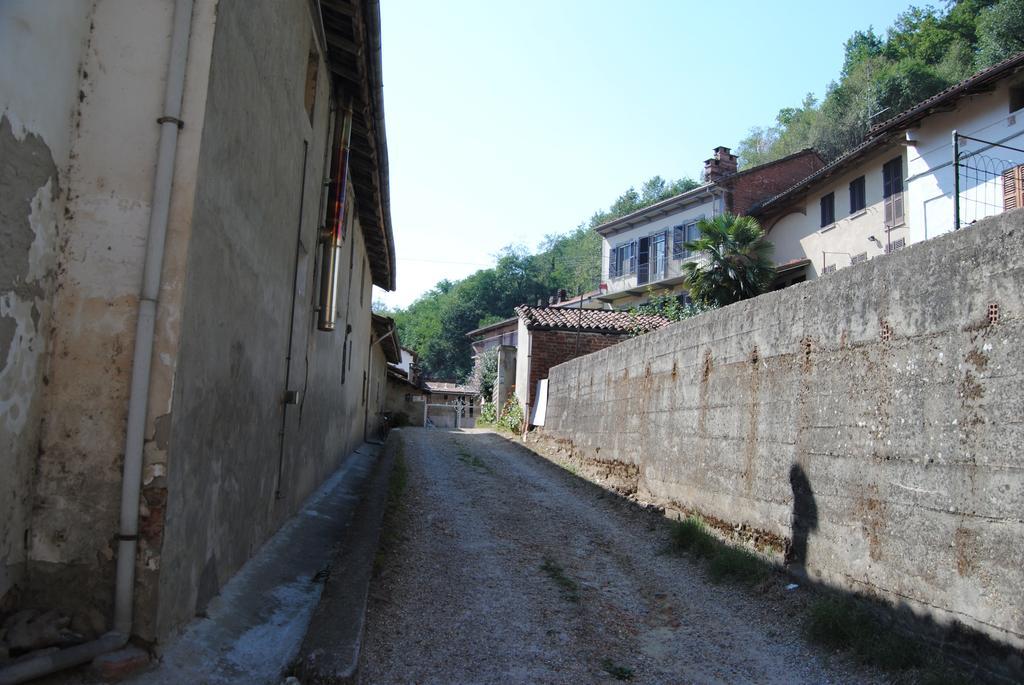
[736,0,1024,166]
[386,0,1024,381]
[379,176,699,380]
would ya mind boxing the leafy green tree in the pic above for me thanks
[478,348,498,400]
[391,174,707,379]
[736,2,1007,165]
[681,214,776,307]
[976,0,1024,67]
[736,126,780,168]
[627,288,716,336]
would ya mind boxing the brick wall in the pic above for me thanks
[527,330,629,410]
[726,151,825,216]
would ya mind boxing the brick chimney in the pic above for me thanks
[703,146,738,183]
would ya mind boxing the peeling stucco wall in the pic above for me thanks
[22,0,217,632]
[539,209,1024,653]
[0,1,93,609]
[0,117,60,609]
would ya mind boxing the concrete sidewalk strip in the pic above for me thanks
[288,434,398,685]
[124,443,384,685]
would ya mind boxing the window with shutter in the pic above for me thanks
[820,192,835,227]
[849,176,866,214]
[675,220,701,259]
[883,157,904,227]
[650,231,668,280]
[637,236,650,285]
[1004,165,1024,211]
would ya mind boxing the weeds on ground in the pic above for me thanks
[600,658,635,681]
[707,545,772,585]
[915,668,975,685]
[540,557,580,603]
[805,597,923,671]
[668,516,771,586]
[667,516,970,679]
[373,441,408,575]
[457,447,492,473]
[669,516,717,559]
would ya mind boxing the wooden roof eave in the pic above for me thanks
[319,0,396,290]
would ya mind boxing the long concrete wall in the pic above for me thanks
[539,209,1024,652]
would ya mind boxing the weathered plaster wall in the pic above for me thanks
[17,0,218,633]
[495,344,516,408]
[539,209,1024,651]
[0,1,93,608]
[385,380,427,427]
[154,0,384,641]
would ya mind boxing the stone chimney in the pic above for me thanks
[703,146,738,183]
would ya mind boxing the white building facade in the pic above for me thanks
[754,52,1024,279]
[598,186,723,306]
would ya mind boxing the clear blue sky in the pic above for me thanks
[375,0,916,308]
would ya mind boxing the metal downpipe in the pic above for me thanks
[0,1,195,682]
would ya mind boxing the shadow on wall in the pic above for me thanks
[786,463,818,572]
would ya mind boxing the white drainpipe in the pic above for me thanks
[114,0,194,636]
[0,1,195,682]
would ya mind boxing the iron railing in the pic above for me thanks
[952,131,1024,230]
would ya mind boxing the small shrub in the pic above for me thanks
[497,395,524,433]
[479,401,497,424]
[628,288,717,336]
[707,545,772,585]
[669,516,717,559]
[391,412,410,428]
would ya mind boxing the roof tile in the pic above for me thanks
[514,305,669,334]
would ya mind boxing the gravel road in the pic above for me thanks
[359,428,884,685]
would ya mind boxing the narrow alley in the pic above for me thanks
[357,429,883,685]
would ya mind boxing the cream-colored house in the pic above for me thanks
[596,147,824,307]
[753,52,1024,278]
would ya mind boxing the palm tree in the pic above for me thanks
[681,213,776,307]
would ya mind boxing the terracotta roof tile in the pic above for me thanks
[514,305,669,334]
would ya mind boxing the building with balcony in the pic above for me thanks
[596,147,823,307]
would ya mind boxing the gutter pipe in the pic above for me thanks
[0,2,195,682]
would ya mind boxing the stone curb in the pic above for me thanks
[288,432,399,684]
